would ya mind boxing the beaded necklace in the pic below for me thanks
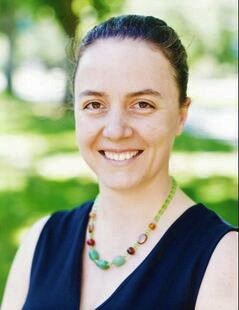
[86,177,177,270]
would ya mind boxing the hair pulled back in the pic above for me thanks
[74,15,189,105]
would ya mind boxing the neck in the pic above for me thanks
[97,172,173,221]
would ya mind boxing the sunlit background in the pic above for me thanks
[0,0,238,301]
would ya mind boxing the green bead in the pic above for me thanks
[112,256,126,267]
[95,259,110,270]
[89,248,99,261]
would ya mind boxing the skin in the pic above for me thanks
[1,38,237,310]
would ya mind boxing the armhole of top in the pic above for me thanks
[26,215,53,273]
[193,227,238,309]
[1,215,52,310]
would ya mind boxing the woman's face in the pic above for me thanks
[74,38,189,190]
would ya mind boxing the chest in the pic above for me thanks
[79,244,156,310]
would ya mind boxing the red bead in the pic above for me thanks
[127,247,135,255]
[149,223,156,230]
[86,238,95,246]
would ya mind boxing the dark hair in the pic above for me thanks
[73,15,189,105]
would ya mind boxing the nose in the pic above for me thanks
[102,109,133,140]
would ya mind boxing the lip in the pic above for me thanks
[99,149,143,153]
[98,149,144,165]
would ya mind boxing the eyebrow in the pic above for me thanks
[78,88,162,99]
[126,89,162,98]
[78,90,107,98]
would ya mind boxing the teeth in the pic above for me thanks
[104,151,139,161]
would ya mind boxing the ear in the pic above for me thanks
[176,97,191,136]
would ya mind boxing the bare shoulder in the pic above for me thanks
[1,216,50,310]
[196,230,238,310]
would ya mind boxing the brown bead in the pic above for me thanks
[137,233,148,245]
[149,223,156,230]
[88,223,94,233]
[89,212,96,219]
[86,238,95,246]
[127,247,135,255]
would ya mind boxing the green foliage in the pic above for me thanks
[0,0,126,37]
[174,132,235,153]
[215,29,237,65]
[91,0,125,20]
[0,0,126,95]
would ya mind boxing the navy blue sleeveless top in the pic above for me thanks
[23,201,238,310]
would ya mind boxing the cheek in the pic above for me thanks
[74,114,102,150]
[138,114,178,145]
[75,127,94,148]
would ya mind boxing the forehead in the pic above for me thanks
[75,38,178,99]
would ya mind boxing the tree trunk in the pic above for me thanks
[48,0,78,38]
[5,29,15,94]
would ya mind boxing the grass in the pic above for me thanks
[0,93,238,302]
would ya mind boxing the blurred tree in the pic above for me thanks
[0,0,42,94]
[0,0,125,95]
[214,8,238,67]
[91,0,125,21]
[0,0,20,93]
[36,0,78,38]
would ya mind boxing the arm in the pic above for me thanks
[1,216,50,310]
[195,231,238,310]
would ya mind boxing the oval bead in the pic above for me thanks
[89,212,96,219]
[127,247,135,255]
[95,259,110,270]
[88,223,94,233]
[112,256,126,267]
[137,233,148,245]
[86,238,95,246]
[89,248,99,261]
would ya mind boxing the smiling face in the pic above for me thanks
[74,38,190,191]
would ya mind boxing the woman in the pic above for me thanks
[2,15,238,310]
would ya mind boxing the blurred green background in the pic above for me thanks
[0,0,238,303]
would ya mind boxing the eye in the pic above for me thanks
[83,101,104,110]
[133,101,155,110]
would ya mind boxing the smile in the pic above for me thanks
[99,150,144,162]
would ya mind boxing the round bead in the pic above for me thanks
[89,248,99,261]
[86,238,95,246]
[95,259,110,270]
[137,233,148,245]
[112,256,126,267]
[127,247,135,255]
[149,223,156,230]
